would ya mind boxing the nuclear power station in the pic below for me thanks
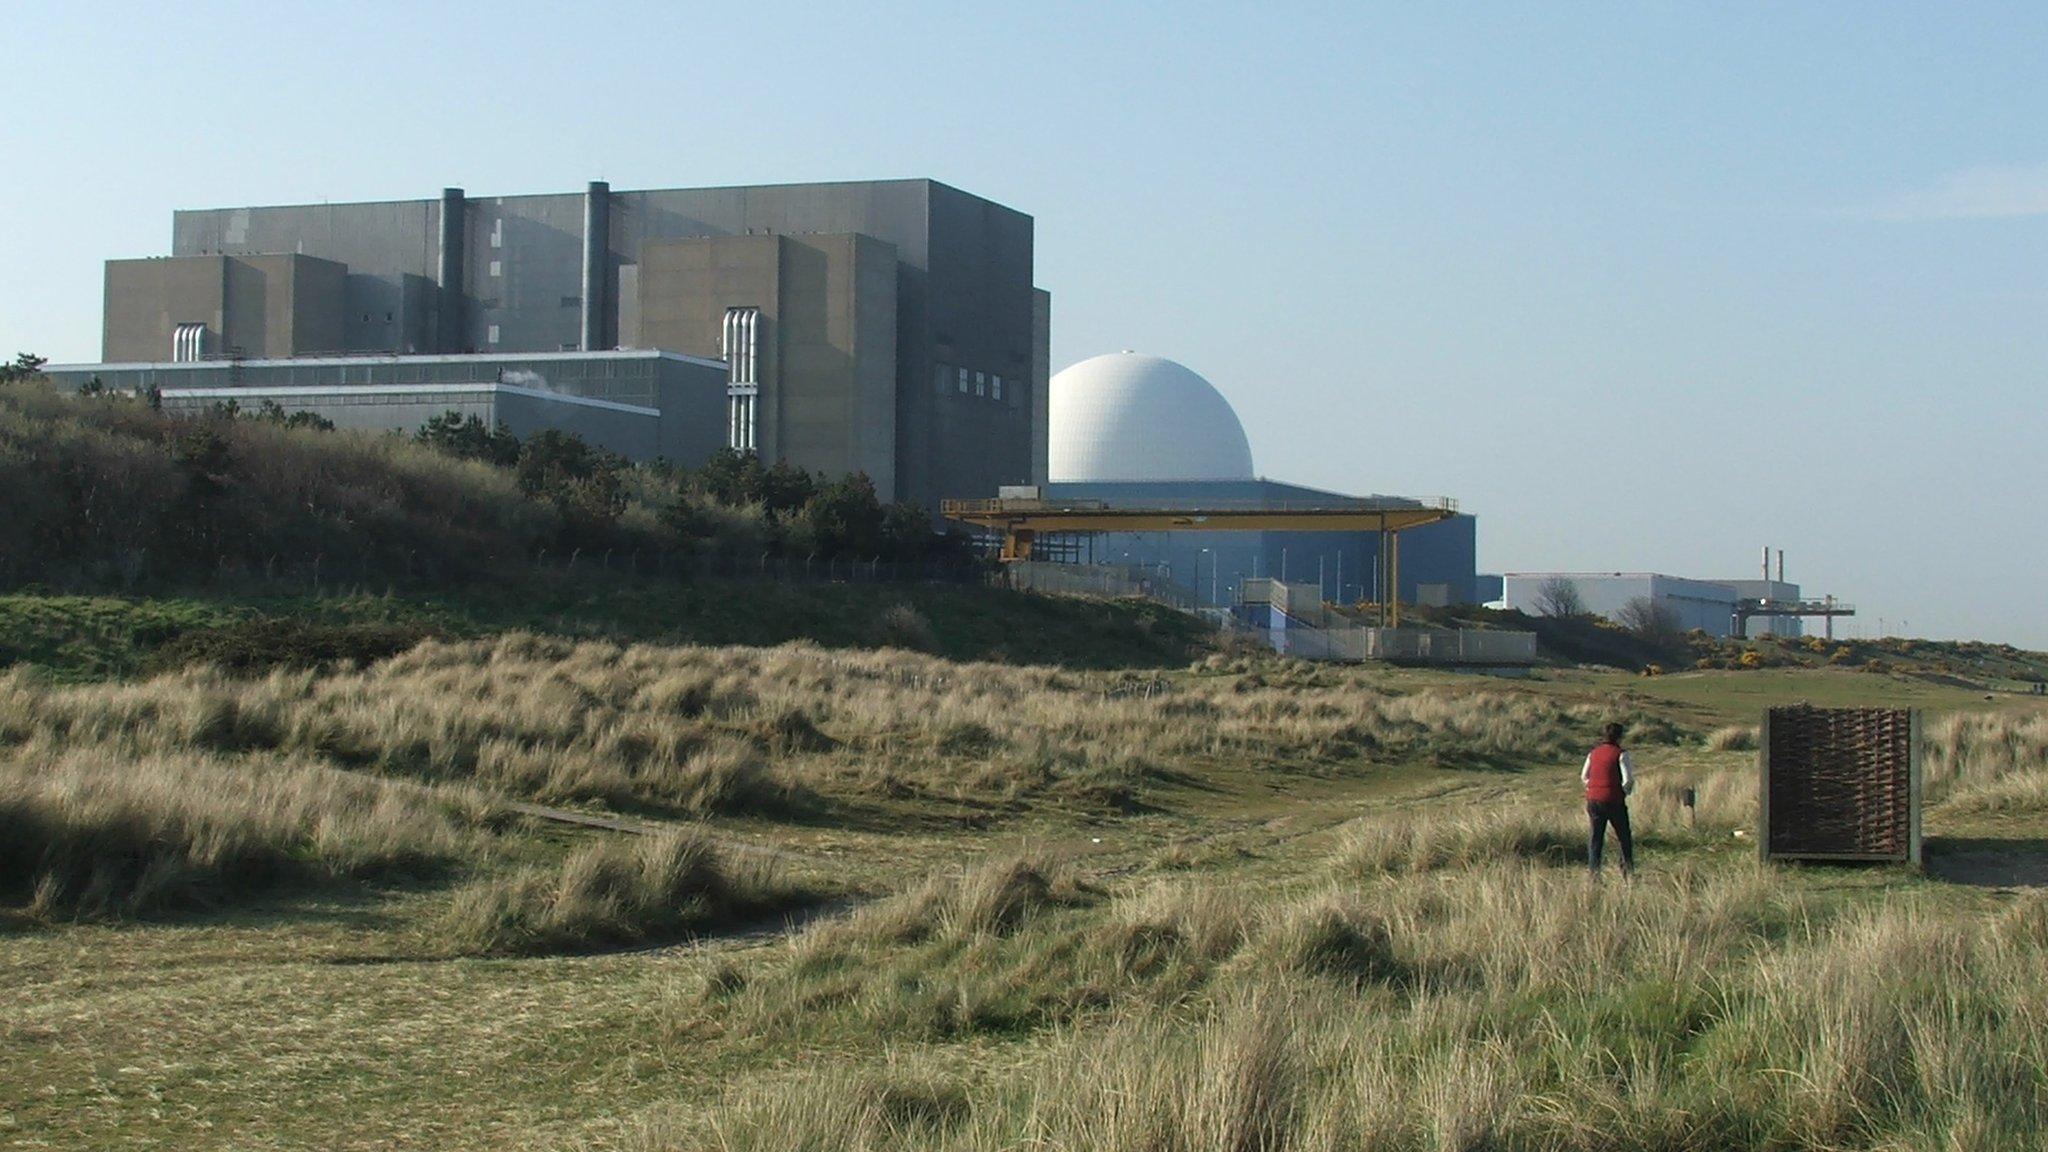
[45,175,1485,612]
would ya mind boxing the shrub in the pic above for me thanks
[144,619,435,676]
[417,410,520,466]
[877,603,938,651]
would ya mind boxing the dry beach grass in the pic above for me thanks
[2,636,2046,1148]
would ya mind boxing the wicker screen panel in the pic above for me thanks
[1761,706,1921,863]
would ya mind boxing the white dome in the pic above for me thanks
[1048,353,1255,482]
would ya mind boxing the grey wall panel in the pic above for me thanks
[176,200,441,277]
[851,234,898,493]
[223,256,270,355]
[176,200,442,356]
[652,357,728,467]
[917,182,1036,506]
[620,180,932,265]
[470,194,586,354]
[1031,288,1051,486]
[104,256,226,361]
[286,255,348,355]
[493,391,656,461]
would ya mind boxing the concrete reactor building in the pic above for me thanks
[1039,352,1477,609]
[51,178,1049,505]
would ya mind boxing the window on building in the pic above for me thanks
[974,371,986,396]
[933,362,951,394]
[487,324,501,345]
[488,260,502,278]
[991,374,1002,401]
[957,367,969,394]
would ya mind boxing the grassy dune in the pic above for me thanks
[0,639,1695,824]
[3,640,2046,1149]
[652,847,2048,1151]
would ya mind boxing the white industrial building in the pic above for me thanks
[1501,571,1807,638]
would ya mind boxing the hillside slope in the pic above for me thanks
[0,377,1207,673]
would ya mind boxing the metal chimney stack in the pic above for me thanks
[581,180,610,351]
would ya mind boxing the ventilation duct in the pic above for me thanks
[722,306,761,453]
[171,323,207,363]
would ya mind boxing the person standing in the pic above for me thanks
[1582,722,1635,876]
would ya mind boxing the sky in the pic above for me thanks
[4,2,2045,646]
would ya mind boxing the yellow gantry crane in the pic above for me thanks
[940,495,1459,627]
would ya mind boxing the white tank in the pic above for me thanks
[1048,352,1255,482]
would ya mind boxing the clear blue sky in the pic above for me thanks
[5,2,2045,646]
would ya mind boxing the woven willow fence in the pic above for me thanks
[1760,705,1922,865]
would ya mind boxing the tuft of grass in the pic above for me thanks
[1256,892,1404,987]
[1334,809,1582,876]
[0,748,484,918]
[1925,710,2048,805]
[837,854,1100,948]
[1706,723,1758,751]
[442,826,815,956]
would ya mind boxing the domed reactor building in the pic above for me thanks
[1041,352,1476,609]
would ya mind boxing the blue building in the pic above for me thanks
[1042,353,1477,610]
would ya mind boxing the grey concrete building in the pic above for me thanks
[105,253,347,361]
[98,178,1047,506]
[43,350,727,465]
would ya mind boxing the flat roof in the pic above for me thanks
[45,348,726,374]
[158,382,660,417]
[171,177,1004,217]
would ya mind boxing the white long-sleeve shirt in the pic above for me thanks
[1582,749,1635,796]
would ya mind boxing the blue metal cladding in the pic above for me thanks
[1041,479,1478,609]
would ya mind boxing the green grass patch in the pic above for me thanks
[0,574,1208,682]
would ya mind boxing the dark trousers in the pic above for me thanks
[1587,800,1634,875]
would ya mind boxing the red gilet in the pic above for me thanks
[1585,743,1627,805]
